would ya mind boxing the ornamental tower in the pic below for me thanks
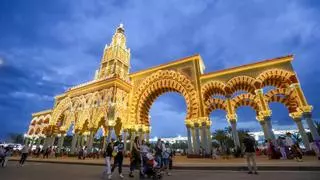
[95,24,131,82]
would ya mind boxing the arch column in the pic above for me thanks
[70,133,79,154]
[199,118,211,155]
[144,125,151,143]
[257,117,269,141]
[47,135,56,147]
[36,137,41,148]
[101,136,107,152]
[264,116,275,141]
[81,134,87,147]
[200,123,207,154]
[225,97,241,148]
[138,127,144,142]
[87,129,96,152]
[290,82,309,109]
[186,125,193,155]
[76,134,83,150]
[227,114,240,148]
[193,123,201,155]
[185,119,194,155]
[107,126,114,143]
[303,112,320,141]
[42,136,49,150]
[255,89,274,141]
[290,112,310,151]
[57,133,65,154]
[106,119,116,143]
[206,124,212,154]
[129,128,136,151]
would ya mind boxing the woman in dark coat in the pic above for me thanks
[129,136,141,178]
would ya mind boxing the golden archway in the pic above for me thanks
[130,70,200,126]
[50,97,72,126]
[232,93,259,115]
[265,88,299,113]
[26,24,316,154]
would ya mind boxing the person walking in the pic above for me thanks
[140,139,149,175]
[78,147,83,160]
[155,139,163,168]
[102,139,114,179]
[111,137,125,179]
[83,146,88,160]
[243,133,258,175]
[2,147,13,167]
[19,145,30,167]
[129,136,141,178]
[278,137,287,159]
[285,132,294,158]
[291,143,303,162]
[162,142,172,176]
[43,146,51,159]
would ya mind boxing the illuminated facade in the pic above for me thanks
[25,24,319,155]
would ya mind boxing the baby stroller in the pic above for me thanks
[141,153,163,179]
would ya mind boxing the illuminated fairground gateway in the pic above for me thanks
[25,24,319,155]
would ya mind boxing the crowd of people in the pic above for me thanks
[207,132,320,175]
[0,144,30,168]
[264,132,320,162]
[1,132,320,178]
[209,132,320,163]
[102,136,173,179]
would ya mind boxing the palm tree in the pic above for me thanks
[291,133,302,143]
[212,129,234,152]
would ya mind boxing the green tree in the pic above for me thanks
[212,129,234,152]
[291,133,302,143]
[171,141,188,150]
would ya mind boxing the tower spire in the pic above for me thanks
[95,24,131,82]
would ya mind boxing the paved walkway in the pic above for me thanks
[2,162,320,180]
[10,155,320,171]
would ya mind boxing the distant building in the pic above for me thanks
[250,129,310,145]
[150,128,311,146]
[149,135,187,144]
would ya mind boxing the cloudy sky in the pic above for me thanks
[1,0,320,139]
